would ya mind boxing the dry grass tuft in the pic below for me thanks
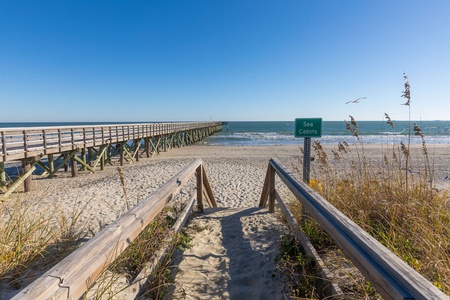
[0,195,87,291]
[302,117,450,295]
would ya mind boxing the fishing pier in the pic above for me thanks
[0,122,223,196]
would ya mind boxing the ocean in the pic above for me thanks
[203,120,450,146]
[1,120,450,146]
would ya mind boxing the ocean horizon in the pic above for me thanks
[1,120,450,145]
[204,120,450,146]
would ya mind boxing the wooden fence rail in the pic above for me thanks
[13,158,217,300]
[259,158,449,300]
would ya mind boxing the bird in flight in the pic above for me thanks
[345,97,367,104]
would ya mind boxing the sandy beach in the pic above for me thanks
[3,143,450,298]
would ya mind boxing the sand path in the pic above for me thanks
[169,207,287,300]
[161,147,294,299]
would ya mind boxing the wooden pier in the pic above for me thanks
[0,122,223,196]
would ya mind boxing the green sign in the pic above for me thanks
[295,118,322,138]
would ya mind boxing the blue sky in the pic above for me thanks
[1,1,449,122]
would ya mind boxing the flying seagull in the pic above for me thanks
[345,97,367,104]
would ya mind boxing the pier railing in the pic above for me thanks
[0,122,222,162]
[260,158,449,300]
[0,121,222,196]
[13,158,217,300]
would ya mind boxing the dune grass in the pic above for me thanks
[277,233,323,299]
[296,116,450,295]
[0,194,87,292]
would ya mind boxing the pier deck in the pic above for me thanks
[0,122,223,196]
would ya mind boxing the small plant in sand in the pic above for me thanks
[117,166,130,211]
[401,73,412,187]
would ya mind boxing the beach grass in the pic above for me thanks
[286,200,380,299]
[0,194,87,291]
[276,233,322,299]
[294,117,450,296]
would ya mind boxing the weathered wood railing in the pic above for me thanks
[13,158,217,300]
[0,122,222,161]
[259,158,449,300]
[0,122,222,196]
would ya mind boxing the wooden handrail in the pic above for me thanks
[13,158,217,300]
[260,158,449,300]
[0,121,222,132]
[0,122,224,162]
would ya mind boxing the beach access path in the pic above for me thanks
[4,144,450,299]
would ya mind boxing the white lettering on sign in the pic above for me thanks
[294,118,322,138]
[298,129,318,135]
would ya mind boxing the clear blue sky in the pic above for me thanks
[1,1,449,122]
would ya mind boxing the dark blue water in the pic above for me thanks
[204,121,450,145]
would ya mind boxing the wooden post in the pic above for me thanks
[42,129,47,155]
[92,127,96,147]
[71,155,78,177]
[88,148,93,167]
[58,128,62,152]
[259,167,271,208]
[83,128,86,149]
[202,166,218,207]
[63,153,69,172]
[119,143,124,166]
[48,154,54,174]
[164,135,168,152]
[135,141,140,162]
[71,128,75,150]
[23,130,28,159]
[81,148,86,171]
[196,165,203,213]
[1,131,6,163]
[22,159,33,192]
[0,162,6,188]
[269,165,275,213]
[146,138,150,158]
[100,151,105,171]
